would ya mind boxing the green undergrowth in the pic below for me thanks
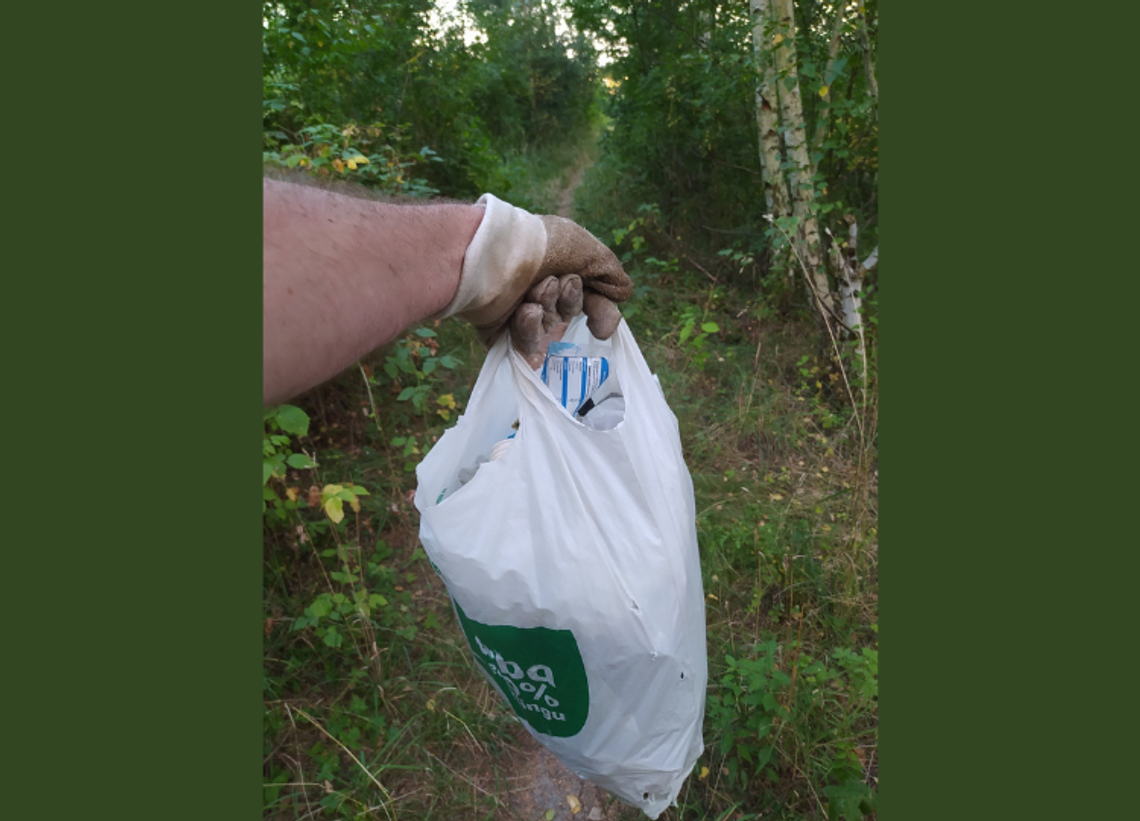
[264,238,878,821]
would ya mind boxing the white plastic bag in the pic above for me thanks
[414,317,707,818]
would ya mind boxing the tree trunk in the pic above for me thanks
[770,0,834,319]
[750,0,791,222]
[837,215,864,343]
[812,7,847,153]
[857,5,878,103]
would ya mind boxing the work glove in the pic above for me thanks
[440,194,633,358]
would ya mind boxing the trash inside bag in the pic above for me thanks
[414,315,707,818]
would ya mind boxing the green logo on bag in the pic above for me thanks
[453,601,589,738]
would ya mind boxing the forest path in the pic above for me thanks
[495,141,634,821]
[554,159,587,218]
[501,729,628,820]
[511,149,631,821]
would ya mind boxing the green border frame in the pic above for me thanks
[10,1,1134,817]
[885,1,1134,818]
[9,3,263,815]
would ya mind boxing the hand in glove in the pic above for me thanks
[440,194,633,358]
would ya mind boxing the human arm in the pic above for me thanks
[263,181,633,405]
[262,179,481,405]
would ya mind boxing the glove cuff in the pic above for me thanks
[439,193,548,326]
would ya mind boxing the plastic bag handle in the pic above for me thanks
[505,319,663,430]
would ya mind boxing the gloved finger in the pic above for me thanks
[538,216,634,303]
[583,292,623,340]
[583,272,634,303]
[556,274,583,321]
[511,302,546,357]
[522,275,561,330]
[526,276,560,312]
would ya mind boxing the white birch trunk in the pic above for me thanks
[826,218,868,389]
[771,0,835,318]
[750,0,791,222]
[838,217,864,342]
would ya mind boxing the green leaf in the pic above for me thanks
[414,327,437,338]
[701,322,720,334]
[286,453,316,469]
[263,461,275,486]
[397,387,416,401]
[324,496,344,523]
[273,405,310,436]
[322,627,342,648]
[309,597,332,618]
[438,355,459,369]
[369,593,388,609]
[825,56,849,87]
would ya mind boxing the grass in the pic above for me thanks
[263,162,878,820]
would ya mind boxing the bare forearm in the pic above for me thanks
[263,179,483,404]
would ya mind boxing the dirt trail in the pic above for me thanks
[497,153,634,821]
[555,161,587,218]
[502,730,627,820]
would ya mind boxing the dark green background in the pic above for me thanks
[5,1,1133,817]
[8,2,263,817]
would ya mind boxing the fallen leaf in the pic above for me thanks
[587,808,603,821]
[566,794,581,814]
[426,699,436,712]
[545,811,555,821]
[699,765,710,781]
[819,85,829,98]
[769,493,784,501]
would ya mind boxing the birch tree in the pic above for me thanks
[750,0,791,221]
[770,0,835,320]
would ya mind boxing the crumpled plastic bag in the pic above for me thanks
[414,316,707,818]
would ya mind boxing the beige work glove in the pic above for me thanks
[440,194,633,358]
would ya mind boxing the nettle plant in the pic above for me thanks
[263,404,318,523]
[708,634,878,820]
[363,325,463,471]
[677,306,721,371]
